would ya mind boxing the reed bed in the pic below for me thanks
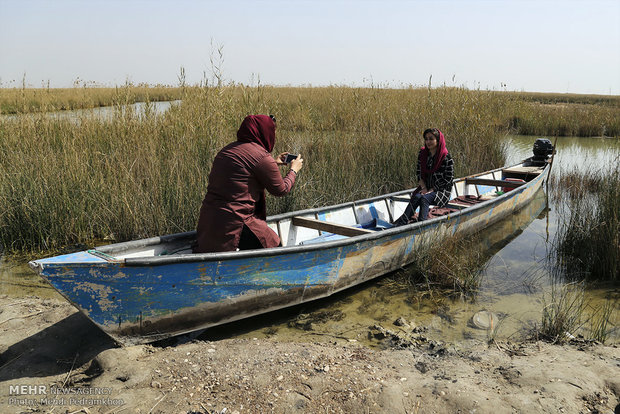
[381,232,488,298]
[504,91,620,107]
[503,91,620,136]
[508,101,620,137]
[538,281,586,343]
[0,84,512,254]
[535,280,617,344]
[0,84,184,114]
[550,159,620,281]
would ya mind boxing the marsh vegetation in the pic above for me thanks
[551,161,620,282]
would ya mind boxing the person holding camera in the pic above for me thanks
[193,115,304,253]
[392,128,454,225]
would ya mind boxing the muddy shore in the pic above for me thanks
[0,295,618,413]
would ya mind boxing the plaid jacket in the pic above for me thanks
[416,151,454,207]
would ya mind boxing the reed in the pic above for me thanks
[507,100,620,137]
[503,91,620,107]
[536,281,617,344]
[538,281,586,344]
[0,84,512,254]
[381,232,487,297]
[0,84,184,114]
[550,159,620,281]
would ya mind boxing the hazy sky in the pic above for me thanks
[1,0,619,94]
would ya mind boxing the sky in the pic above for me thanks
[1,0,619,94]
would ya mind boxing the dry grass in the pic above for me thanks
[507,99,620,137]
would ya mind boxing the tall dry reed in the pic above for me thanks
[550,159,620,281]
[508,100,620,137]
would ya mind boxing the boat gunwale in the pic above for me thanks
[95,160,548,267]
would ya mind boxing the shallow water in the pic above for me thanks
[1,100,180,122]
[0,259,59,299]
[1,135,618,346]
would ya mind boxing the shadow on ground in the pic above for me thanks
[0,313,116,382]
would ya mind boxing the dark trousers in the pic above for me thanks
[238,225,263,250]
[393,192,437,226]
[238,224,282,250]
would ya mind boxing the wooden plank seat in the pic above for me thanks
[465,178,525,188]
[502,166,543,177]
[292,216,374,237]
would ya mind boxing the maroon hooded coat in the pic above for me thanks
[193,115,296,253]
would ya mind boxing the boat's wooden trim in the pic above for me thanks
[465,178,524,188]
[291,216,373,237]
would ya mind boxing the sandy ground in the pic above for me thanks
[0,295,618,414]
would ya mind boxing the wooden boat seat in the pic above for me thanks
[446,202,468,210]
[502,166,543,180]
[292,216,374,237]
[465,178,525,189]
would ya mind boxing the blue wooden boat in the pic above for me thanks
[28,141,554,345]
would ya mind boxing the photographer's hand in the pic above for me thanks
[290,154,304,174]
[275,152,289,166]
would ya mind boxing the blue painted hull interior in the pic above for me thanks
[28,154,552,345]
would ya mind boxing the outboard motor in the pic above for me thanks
[525,138,554,166]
